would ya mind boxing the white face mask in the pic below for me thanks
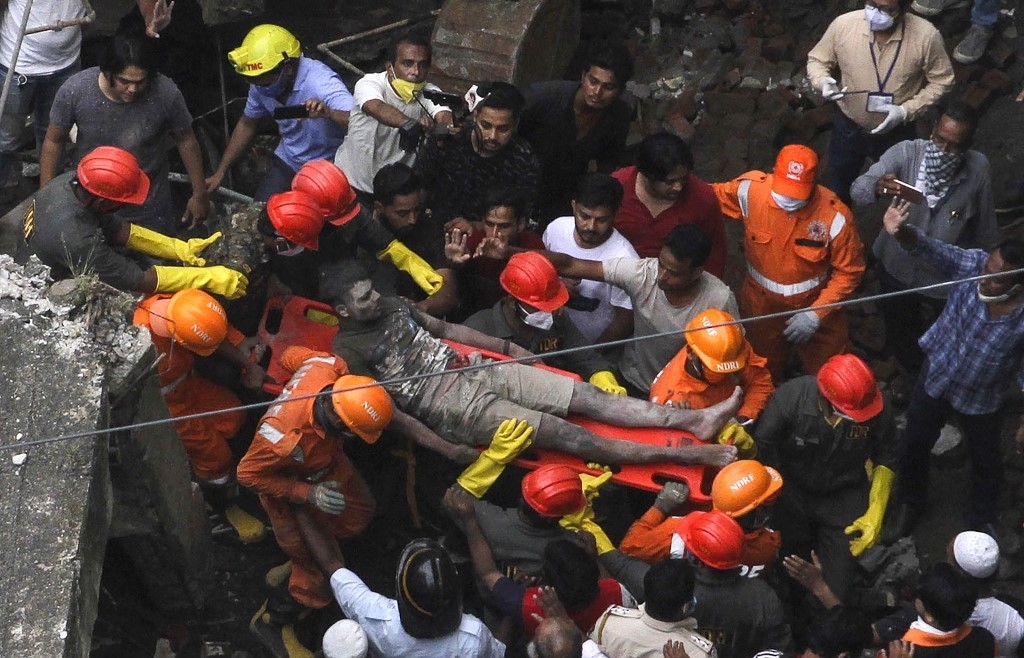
[770,190,809,212]
[277,244,305,257]
[864,5,895,31]
[519,305,554,330]
[977,282,1022,304]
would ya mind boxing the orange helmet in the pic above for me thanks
[331,375,394,444]
[145,289,229,356]
[292,160,360,226]
[77,146,150,204]
[817,354,883,423]
[677,510,745,570]
[711,460,784,519]
[521,465,586,517]
[267,190,325,250]
[684,309,747,374]
[499,252,569,312]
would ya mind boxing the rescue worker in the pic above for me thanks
[649,308,775,454]
[237,346,393,658]
[133,289,267,543]
[679,510,793,658]
[590,559,716,658]
[261,160,442,299]
[713,144,865,382]
[207,24,354,201]
[755,353,896,603]
[619,460,783,579]
[464,251,629,393]
[22,145,247,298]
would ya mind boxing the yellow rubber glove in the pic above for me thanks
[126,224,221,266]
[456,418,534,498]
[588,370,626,396]
[844,464,895,557]
[377,239,443,295]
[716,421,757,458]
[153,265,248,300]
[579,469,613,502]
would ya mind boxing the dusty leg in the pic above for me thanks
[533,413,736,467]
[568,382,743,440]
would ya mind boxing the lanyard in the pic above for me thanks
[869,21,905,92]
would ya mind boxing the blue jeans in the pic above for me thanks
[0,59,80,182]
[823,110,916,204]
[973,0,998,28]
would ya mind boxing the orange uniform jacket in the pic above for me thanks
[237,346,353,503]
[649,344,775,421]
[713,173,865,317]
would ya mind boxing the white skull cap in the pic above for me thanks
[953,531,999,579]
[322,619,369,658]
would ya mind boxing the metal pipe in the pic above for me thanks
[168,172,252,203]
[315,47,365,77]
[215,32,233,189]
[0,0,38,129]
[317,11,440,50]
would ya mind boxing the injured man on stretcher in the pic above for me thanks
[321,262,740,468]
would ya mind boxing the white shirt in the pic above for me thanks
[971,597,1024,658]
[542,216,637,342]
[330,568,505,658]
[0,0,84,74]
[334,71,449,193]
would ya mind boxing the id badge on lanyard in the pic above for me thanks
[868,22,904,113]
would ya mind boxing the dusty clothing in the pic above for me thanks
[49,68,192,230]
[806,11,954,130]
[603,257,738,395]
[714,173,865,380]
[335,71,449,194]
[590,605,717,658]
[471,498,577,577]
[542,216,637,342]
[691,569,792,658]
[25,170,147,290]
[415,123,540,225]
[612,166,727,277]
[332,297,575,444]
[237,346,375,608]
[133,294,245,481]
[464,301,611,379]
[649,344,774,421]
[519,80,630,224]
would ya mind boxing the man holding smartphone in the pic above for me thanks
[850,100,999,386]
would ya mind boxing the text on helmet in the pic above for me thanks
[729,474,755,491]
[362,400,381,421]
[191,323,213,344]
[700,315,719,335]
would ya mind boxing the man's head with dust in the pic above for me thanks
[321,261,383,323]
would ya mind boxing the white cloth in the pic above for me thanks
[542,216,637,342]
[971,597,1024,658]
[0,0,84,74]
[604,257,739,393]
[335,71,449,193]
[330,568,506,658]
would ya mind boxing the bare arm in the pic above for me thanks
[39,123,71,187]
[294,506,346,575]
[174,127,210,227]
[414,267,458,317]
[443,486,503,590]
[361,98,417,129]
[304,98,349,128]
[206,114,259,192]
[413,307,532,359]
[389,409,478,463]
[594,307,633,346]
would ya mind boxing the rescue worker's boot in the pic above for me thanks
[199,479,267,544]
[249,591,314,658]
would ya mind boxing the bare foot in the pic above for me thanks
[691,443,737,467]
[686,386,743,440]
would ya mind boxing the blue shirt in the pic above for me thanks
[911,228,1024,414]
[243,56,353,171]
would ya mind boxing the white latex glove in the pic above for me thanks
[870,105,907,135]
[820,77,845,101]
[783,310,820,344]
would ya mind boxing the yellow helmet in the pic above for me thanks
[228,24,301,77]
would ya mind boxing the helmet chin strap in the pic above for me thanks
[978,283,1022,304]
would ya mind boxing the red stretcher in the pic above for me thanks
[256,295,714,501]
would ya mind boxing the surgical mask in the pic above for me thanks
[517,303,554,330]
[978,283,1022,303]
[864,5,895,31]
[254,68,288,98]
[770,190,809,212]
[390,71,427,104]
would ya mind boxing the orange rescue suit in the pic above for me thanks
[649,344,774,421]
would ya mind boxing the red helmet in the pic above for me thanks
[76,146,150,204]
[817,354,883,423]
[678,510,745,570]
[267,190,325,250]
[521,465,586,517]
[292,160,360,226]
[499,252,569,312]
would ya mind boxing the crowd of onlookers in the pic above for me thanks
[6,0,1024,656]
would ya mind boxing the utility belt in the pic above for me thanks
[747,264,825,297]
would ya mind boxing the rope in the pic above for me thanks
[4,264,1022,454]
